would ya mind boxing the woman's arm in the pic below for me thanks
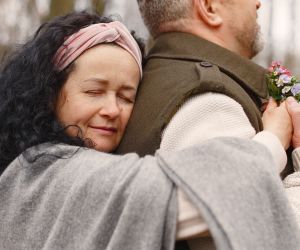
[160,93,291,240]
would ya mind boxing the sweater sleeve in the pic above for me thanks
[160,92,287,240]
[283,148,300,226]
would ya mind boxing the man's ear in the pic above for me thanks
[193,0,223,26]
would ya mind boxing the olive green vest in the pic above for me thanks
[116,32,268,156]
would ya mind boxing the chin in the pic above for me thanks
[93,143,117,153]
[250,26,264,58]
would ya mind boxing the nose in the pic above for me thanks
[256,0,261,10]
[99,95,121,119]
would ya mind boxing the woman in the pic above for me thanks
[0,11,144,170]
[0,10,299,250]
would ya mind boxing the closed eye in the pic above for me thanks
[84,90,104,96]
[118,95,135,104]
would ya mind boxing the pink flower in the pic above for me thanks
[268,66,274,72]
[271,61,281,68]
[279,66,291,76]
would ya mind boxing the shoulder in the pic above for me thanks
[1,143,149,201]
[160,93,256,151]
[14,143,140,180]
[165,92,249,126]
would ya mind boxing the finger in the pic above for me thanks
[286,98,300,129]
[279,100,287,107]
[286,96,297,106]
[265,97,278,111]
[286,97,300,114]
[279,100,289,112]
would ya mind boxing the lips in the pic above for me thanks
[89,125,117,134]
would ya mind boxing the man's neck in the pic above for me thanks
[160,19,250,59]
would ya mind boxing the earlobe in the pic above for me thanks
[193,0,223,27]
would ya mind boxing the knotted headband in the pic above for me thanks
[53,21,143,78]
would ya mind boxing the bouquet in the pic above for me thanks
[267,61,300,102]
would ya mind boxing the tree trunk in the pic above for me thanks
[46,0,74,20]
[91,0,105,14]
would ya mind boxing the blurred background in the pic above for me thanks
[0,0,299,75]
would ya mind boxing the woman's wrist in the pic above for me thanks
[253,130,287,173]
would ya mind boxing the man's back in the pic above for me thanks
[116,32,267,155]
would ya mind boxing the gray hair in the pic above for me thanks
[137,0,193,37]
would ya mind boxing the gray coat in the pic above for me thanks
[0,138,299,250]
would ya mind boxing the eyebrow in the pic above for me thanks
[83,77,137,91]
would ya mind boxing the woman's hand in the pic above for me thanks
[262,98,292,150]
[286,97,300,148]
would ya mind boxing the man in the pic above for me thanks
[116,0,297,249]
[117,0,267,155]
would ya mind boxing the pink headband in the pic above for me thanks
[53,21,143,78]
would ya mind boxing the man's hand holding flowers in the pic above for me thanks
[266,61,300,150]
[262,98,292,150]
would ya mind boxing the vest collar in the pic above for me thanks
[148,32,268,99]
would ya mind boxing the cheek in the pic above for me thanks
[119,106,134,129]
[58,98,94,126]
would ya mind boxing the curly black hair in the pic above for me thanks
[0,10,145,173]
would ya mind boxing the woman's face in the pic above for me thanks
[56,44,140,152]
